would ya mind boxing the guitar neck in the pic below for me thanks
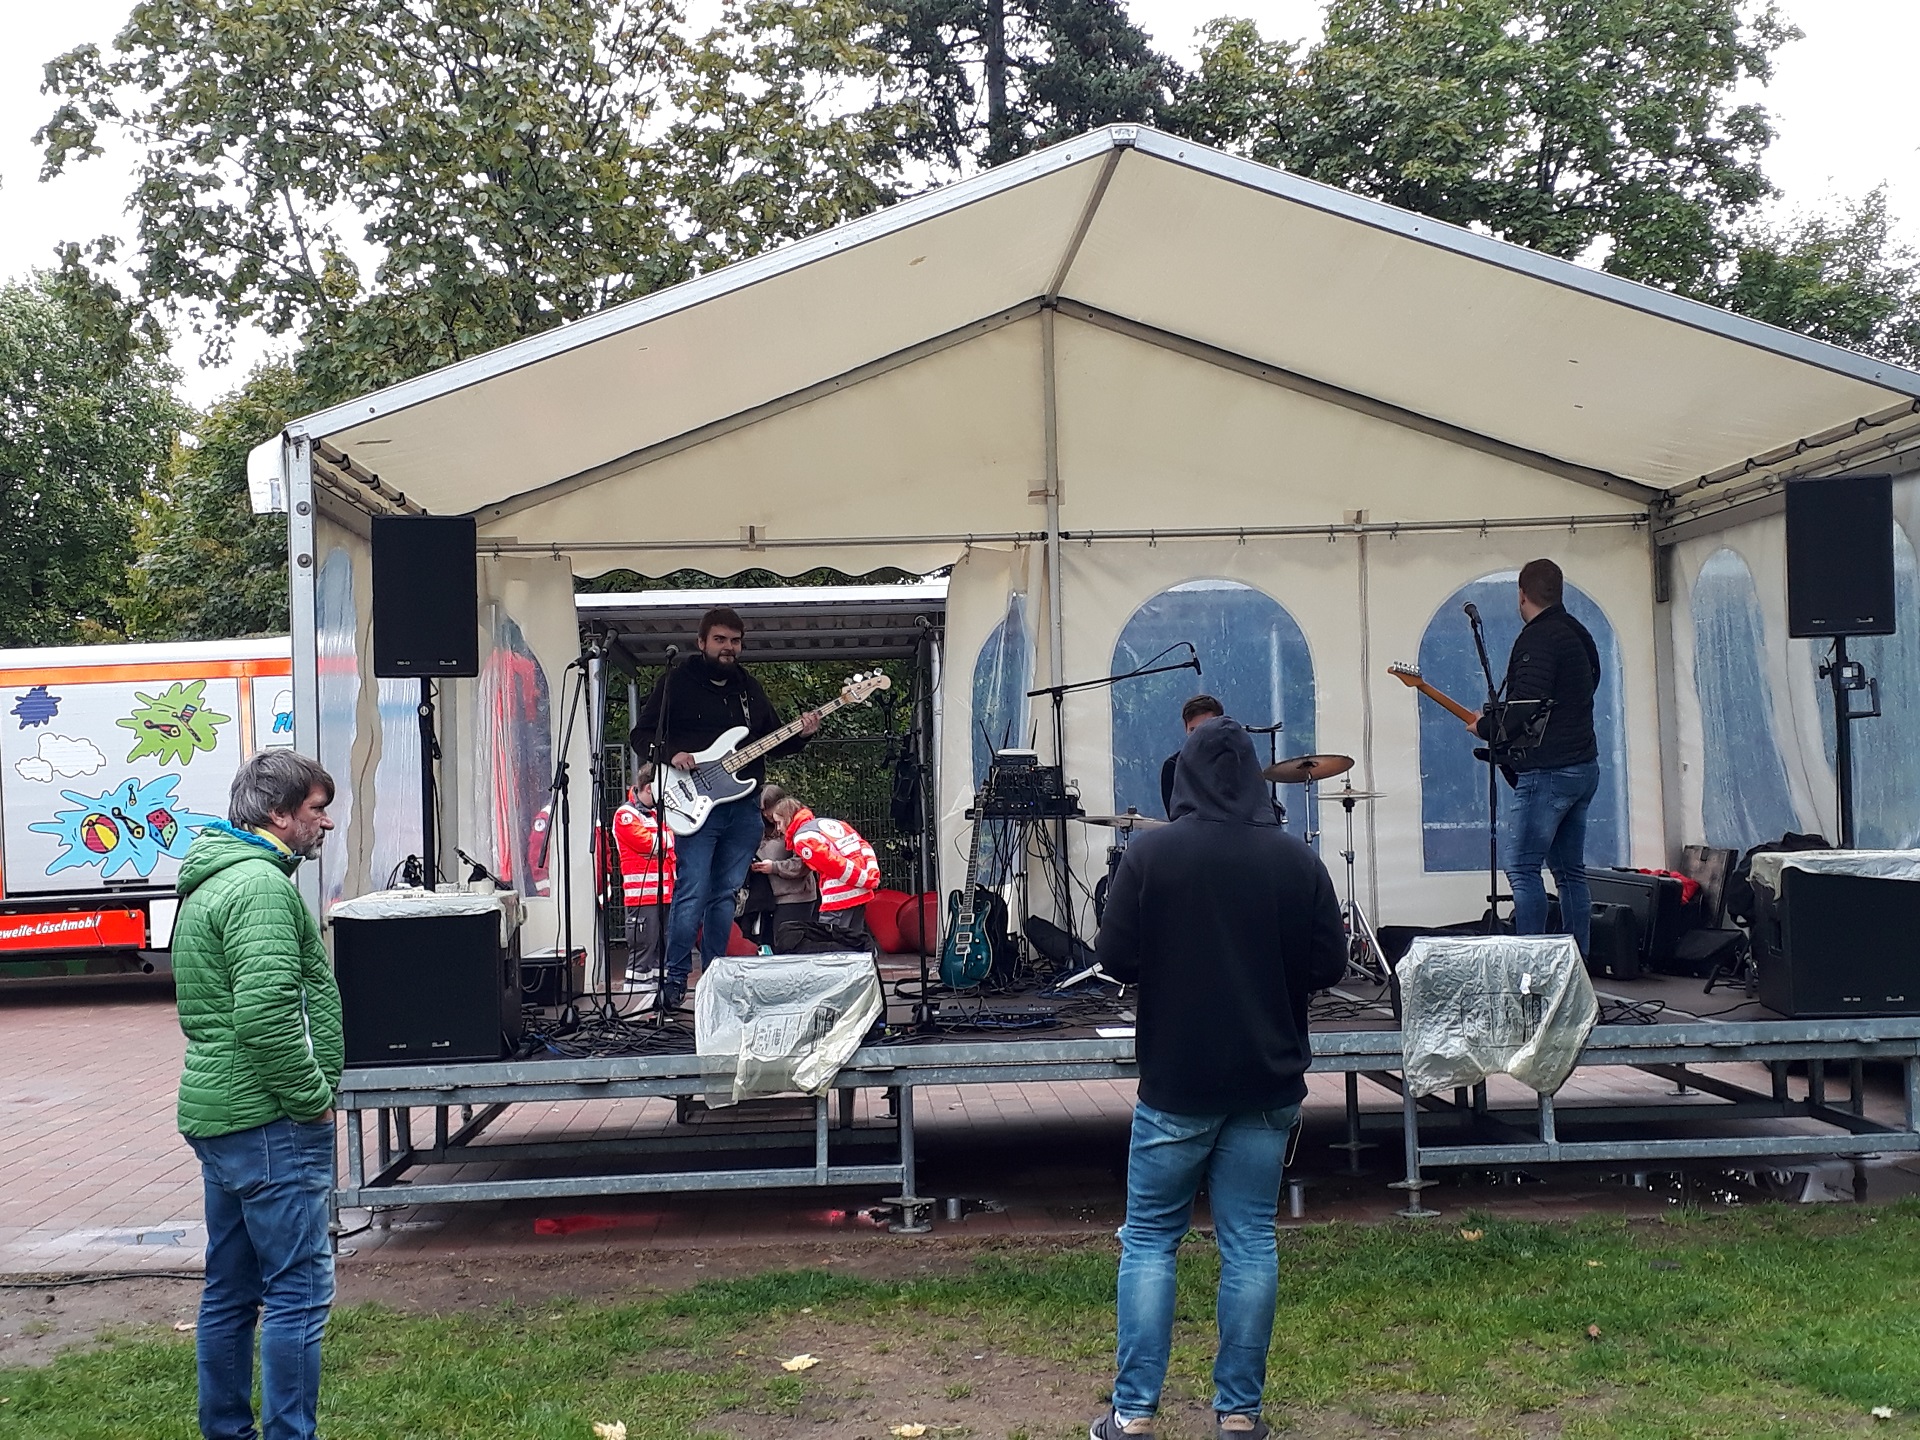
[1409,678,1481,727]
[723,693,850,772]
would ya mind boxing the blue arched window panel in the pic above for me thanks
[970,591,1032,787]
[1692,548,1798,852]
[1812,523,1920,848]
[1417,572,1627,871]
[1111,580,1316,835]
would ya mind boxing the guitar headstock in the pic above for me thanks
[839,671,893,705]
[1387,661,1423,687]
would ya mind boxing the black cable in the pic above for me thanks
[0,1271,201,1289]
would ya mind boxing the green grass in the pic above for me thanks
[7,1203,1920,1437]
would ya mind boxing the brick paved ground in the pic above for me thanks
[6,974,1920,1274]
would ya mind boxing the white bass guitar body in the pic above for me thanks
[660,728,755,836]
[655,671,891,837]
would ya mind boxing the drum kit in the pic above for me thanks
[1075,749,1388,986]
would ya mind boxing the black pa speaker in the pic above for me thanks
[334,911,521,1065]
[1786,475,1896,638]
[372,515,479,677]
[1754,868,1920,1018]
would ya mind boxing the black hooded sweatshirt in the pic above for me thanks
[628,652,810,787]
[1097,718,1347,1115]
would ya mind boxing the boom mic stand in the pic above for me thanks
[1466,604,1504,936]
[640,646,679,1023]
[540,642,595,1015]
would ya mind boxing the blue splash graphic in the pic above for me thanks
[11,686,61,729]
[28,775,218,879]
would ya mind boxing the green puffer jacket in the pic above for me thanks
[173,821,342,1138]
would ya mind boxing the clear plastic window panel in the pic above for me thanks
[1110,580,1316,836]
[1810,523,1920,848]
[473,610,555,896]
[970,591,1032,785]
[1418,572,1627,871]
[1691,547,1799,852]
[314,547,360,908]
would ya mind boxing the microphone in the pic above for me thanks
[663,643,679,660]
[1464,602,1481,624]
[1187,643,1203,677]
[455,847,504,887]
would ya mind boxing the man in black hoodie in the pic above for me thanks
[1089,718,1346,1440]
[629,607,818,1008]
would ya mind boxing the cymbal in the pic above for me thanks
[1077,812,1168,830]
[1262,753,1355,785]
[1327,789,1387,803]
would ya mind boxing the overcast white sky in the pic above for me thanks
[4,0,1917,409]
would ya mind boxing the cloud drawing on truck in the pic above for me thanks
[14,734,108,783]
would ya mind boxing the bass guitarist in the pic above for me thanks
[1468,560,1602,955]
[629,607,820,1009]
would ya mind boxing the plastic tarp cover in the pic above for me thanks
[695,952,883,1107]
[1399,935,1597,1097]
[328,887,523,945]
[1749,849,1920,895]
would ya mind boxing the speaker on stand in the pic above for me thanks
[371,515,480,883]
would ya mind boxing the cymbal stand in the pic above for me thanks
[1332,781,1387,984]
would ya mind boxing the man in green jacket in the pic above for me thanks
[174,749,339,1440]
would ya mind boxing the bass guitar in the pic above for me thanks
[939,774,1005,990]
[659,671,890,836]
[1386,661,1550,789]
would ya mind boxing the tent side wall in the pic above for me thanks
[1664,475,1920,857]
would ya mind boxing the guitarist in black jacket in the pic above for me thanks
[629,607,818,1008]
[1469,559,1602,955]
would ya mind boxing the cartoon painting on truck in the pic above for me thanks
[0,641,292,902]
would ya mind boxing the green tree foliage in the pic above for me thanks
[120,365,304,642]
[0,275,185,646]
[39,0,912,396]
[1172,0,1794,293]
[1723,188,1920,370]
[869,0,1179,168]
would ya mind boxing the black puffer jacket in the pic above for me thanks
[1097,718,1346,1115]
[629,653,809,786]
[1486,603,1601,771]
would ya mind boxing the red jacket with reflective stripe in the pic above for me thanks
[613,802,675,906]
[783,807,879,912]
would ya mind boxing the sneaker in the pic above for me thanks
[1089,1407,1156,1439]
[1216,1415,1269,1438]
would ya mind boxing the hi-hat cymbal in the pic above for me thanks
[1078,812,1168,830]
[1327,788,1387,803]
[1262,753,1355,785]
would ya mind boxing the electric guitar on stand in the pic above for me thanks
[1386,662,1551,787]
[659,672,891,836]
[939,772,1005,990]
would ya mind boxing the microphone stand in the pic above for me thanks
[642,646,678,1022]
[539,647,592,1013]
[1026,645,1202,949]
[1466,607,1504,935]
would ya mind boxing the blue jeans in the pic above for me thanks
[1113,1100,1300,1420]
[1501,760,1601,955]
[663,796,763,988]
[186,1118,336,1440]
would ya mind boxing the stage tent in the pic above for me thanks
[250,125,1920,955]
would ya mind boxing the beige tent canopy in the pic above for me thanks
[254,125,1920,945]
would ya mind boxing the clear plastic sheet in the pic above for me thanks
[1398,934,1597,1097]
[694,952,883,1107]
[328,887,522,945]
[1749,849,1920,896]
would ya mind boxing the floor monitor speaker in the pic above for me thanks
[334,911,520,1065]
[1786,474,1896,638]
[372,514,479,677]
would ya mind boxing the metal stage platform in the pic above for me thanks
[335,986,1920,1227]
